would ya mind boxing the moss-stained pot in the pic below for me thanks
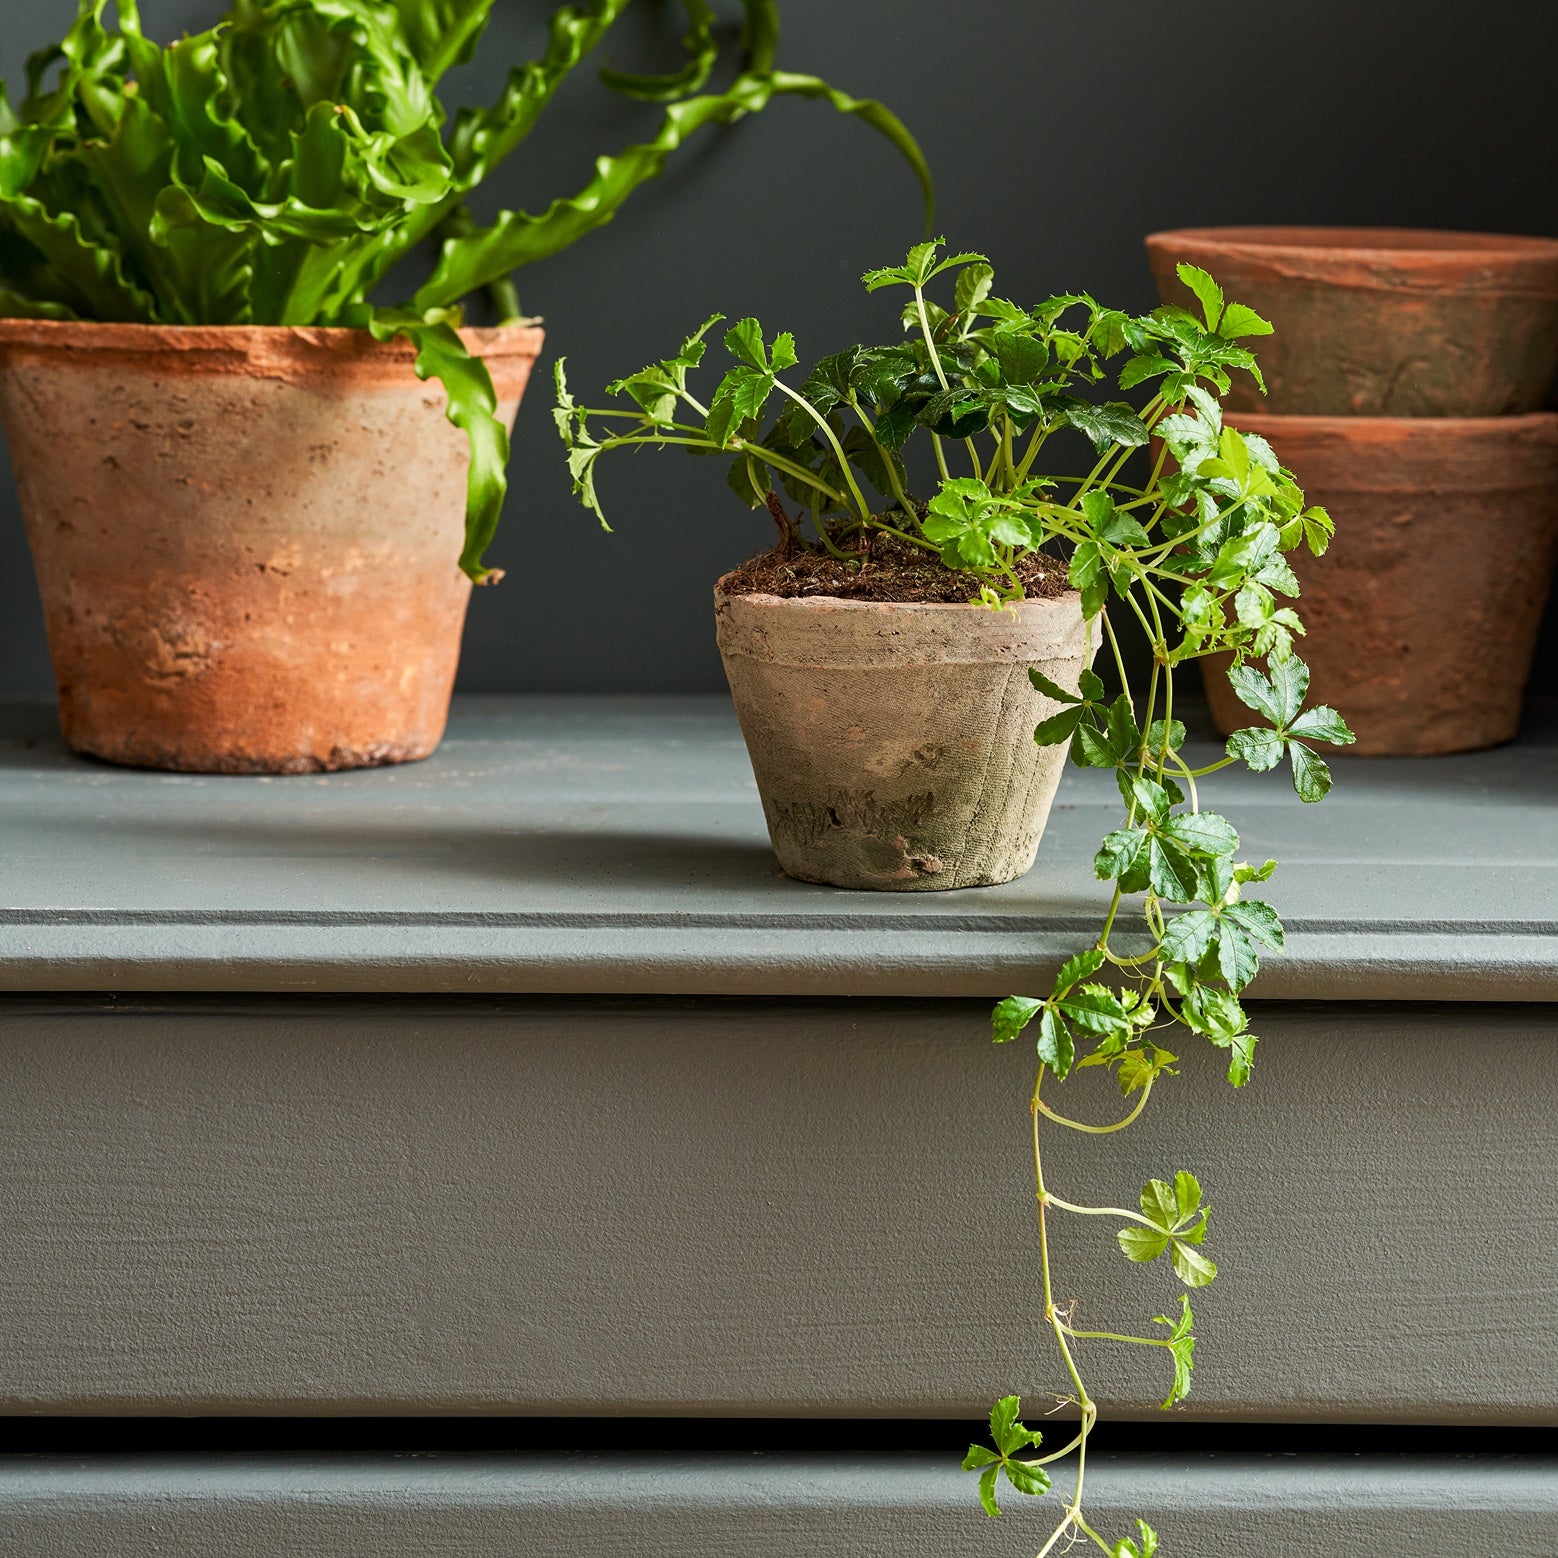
[1202,411,1558,756]
[1145,227,1558,417]
[714,583,1093,890]
[0,319,543,773]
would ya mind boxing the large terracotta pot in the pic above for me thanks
[1201,412,1558,757]
[1145,227,1558,417]
[0,319,543,773]
[714,584,1092,890]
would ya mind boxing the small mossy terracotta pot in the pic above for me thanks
[0,319,543,773]
[1145,227,1558,417]
[1201,411,1558,757]
[714,583,1093,890]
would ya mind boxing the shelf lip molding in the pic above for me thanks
[3,695,1555,999]
[2,1453,1555,1555]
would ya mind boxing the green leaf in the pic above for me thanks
[1213,1027,1258,1086]
[1176,261,1224,331]
[989,1396,1023,1456]
[1028,667,1087,707]
[1004,1459,1052,1497]
[1173,1243,1218,1287]
[370,311,509,584]
[1115,1519,1162,1558]
[706,364,774,446]
[965,1394,1050,1514]
[1225,726,1284,772]
[1033,706,1085,747]
[1218,301,1273,339]
[1289,741,1333,803]
[992,995,1042,1045]
[1223,898,1284,950]
[1117,1226,1170,1263]
[1062,399,1149,452]
[1160,811,1238,859]
[1158,909,1216,965]
[1173,1169,1203,1222]
[954,261,994,313]
[1180,984,1246,1041]
[1116,1045,1176,1096]
[597,0,719,100]
[1140,1177,1179,1229]
[1213,918,1262,992]
[1147,836,1198,902]
[1289,705,1354,745]
[1054,948,1107,992]
[724,316,768,370]
[1096,827,1147,882]
[1119,352,1177,389]
[1037,1008,1075,1077]
[977,1463,1001,1517]
[1057,985,1132,1037]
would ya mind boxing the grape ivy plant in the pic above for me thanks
[560,242,1354,1553]
[0,0,929,580]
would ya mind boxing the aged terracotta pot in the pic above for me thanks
[714,584,1093,890]
[1201,412,1558,757]
[1145,227,1558,417]
[0,319,543,773]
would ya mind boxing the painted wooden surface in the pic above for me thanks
[2,997,1552,1421]
[2,1453,1554,1557]
[1,698,1554,998]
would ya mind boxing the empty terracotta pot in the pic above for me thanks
[1145,227,1558,417]
[715,585,1092,890]
[1201,412,1558,756]
[0,319,542,772]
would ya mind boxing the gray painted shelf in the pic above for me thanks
[3,1454,1555,1557]
[2,696,1555,998]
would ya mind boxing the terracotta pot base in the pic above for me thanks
[715,584,1093,891]
[0,320,543,773]
[1201,412,1558,757]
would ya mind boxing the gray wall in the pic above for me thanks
[3,0,1555,700]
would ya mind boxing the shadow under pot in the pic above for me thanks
[0,318,543,774]
[714,583,1093,890]
[1144,227,1558,417]
[1202,411,1558,757]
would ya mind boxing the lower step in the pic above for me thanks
[1,1453,1553,1557]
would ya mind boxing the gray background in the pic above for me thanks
[3,0,1556,700]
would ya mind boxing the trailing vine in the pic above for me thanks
[557,242,1353,1553]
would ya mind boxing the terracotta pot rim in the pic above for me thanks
[1145,225,1558,264]
[1226,409,1558,438]
[0,316,546,359]
[714,578,1083,613]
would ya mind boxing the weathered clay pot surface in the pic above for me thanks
[1201,412,1558,757]
[714,584,1092,890]
[1146,227,1558,417]
[0,319,542,773]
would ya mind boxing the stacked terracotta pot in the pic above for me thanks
[1145,228,1558,756]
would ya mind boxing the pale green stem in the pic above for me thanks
[1034,1077,1154,1136]
[771,380,872,527]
